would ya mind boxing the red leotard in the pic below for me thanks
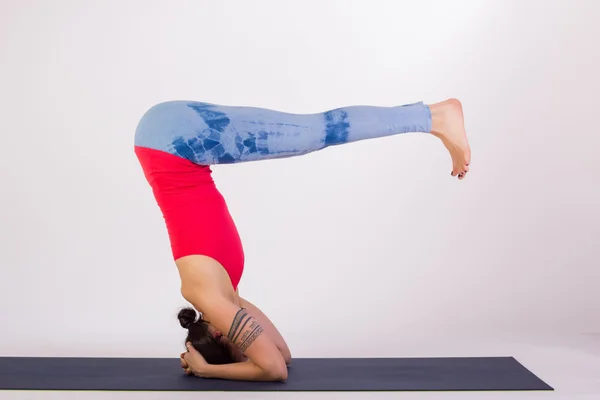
[134,146,244,291]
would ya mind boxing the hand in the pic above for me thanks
[180,342,208,377]
[180,352,191,375]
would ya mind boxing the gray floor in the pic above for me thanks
[1,333,598,400]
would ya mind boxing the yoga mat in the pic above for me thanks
[0,356,552,392]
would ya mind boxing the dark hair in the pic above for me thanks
[177,307,236,365]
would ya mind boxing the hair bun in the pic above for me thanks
[177,307,198,329]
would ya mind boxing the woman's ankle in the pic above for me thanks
[429,99,461,137]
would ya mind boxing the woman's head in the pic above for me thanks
[177,307,244,365]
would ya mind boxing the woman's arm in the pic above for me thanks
[184,286,288,381]
[195,359,284,381]
[181,344,284,381]
[239,297,292,364]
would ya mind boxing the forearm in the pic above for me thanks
[197,360,286,382]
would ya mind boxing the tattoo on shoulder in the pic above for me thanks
[227,308,264,353]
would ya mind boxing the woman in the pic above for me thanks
[133,98,471,381]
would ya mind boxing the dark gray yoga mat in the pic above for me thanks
[0,356,552,392]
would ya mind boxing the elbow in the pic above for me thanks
[278,345,292,365]
[267,368,288,382]
[263,361,288,382]
[283,352,292,366]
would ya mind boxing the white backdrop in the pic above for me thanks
[1,0,598,359]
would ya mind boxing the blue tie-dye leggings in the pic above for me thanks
[134,100,432,165]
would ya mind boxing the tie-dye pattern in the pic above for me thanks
[134,100,432,165]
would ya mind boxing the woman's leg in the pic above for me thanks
[135,98,470,179]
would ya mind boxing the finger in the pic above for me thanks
[180,352,188,366]
[186,342,201,356]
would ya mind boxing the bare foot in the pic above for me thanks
[429,99,471,180]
